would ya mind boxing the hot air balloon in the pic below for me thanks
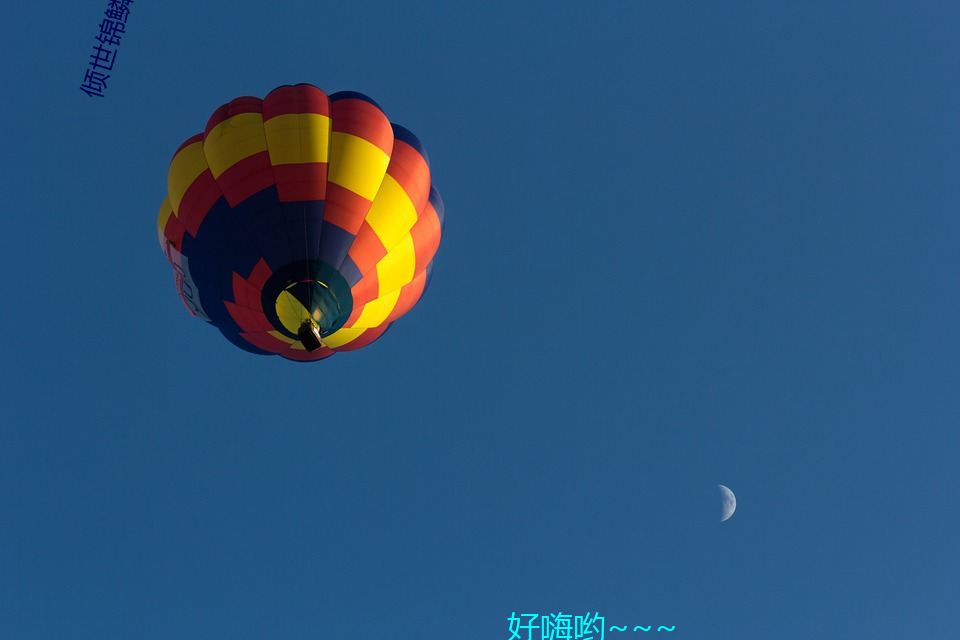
[157,84,444,361]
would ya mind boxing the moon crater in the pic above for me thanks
[718,484,736,522]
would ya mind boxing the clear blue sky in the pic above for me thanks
[2,1,959,638]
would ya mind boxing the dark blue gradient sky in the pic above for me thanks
[2,2,959,638]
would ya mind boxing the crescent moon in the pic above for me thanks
[718,484,736,522]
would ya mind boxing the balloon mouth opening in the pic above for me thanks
[297,319,324,352]
[262,260,355,344]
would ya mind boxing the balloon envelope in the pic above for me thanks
[157,84,444,361]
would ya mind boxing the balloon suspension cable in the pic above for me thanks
[302,207,310,324]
